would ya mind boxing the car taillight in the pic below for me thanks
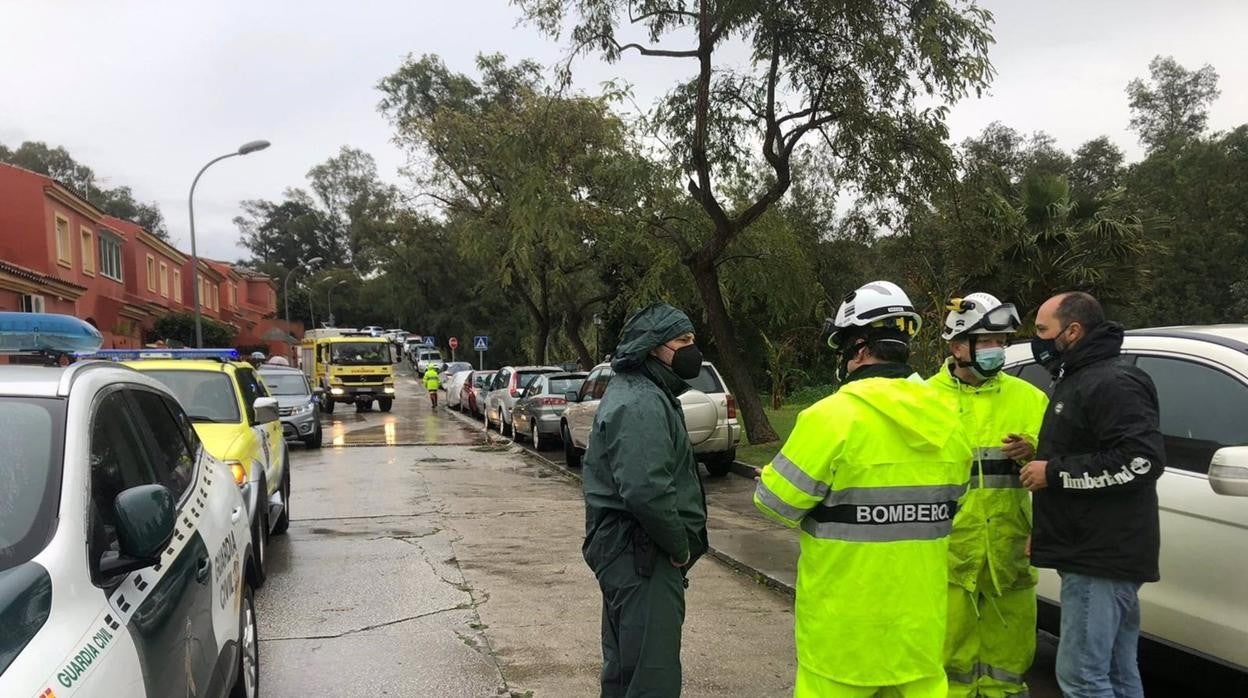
[538,397,566,406]
[726,394,737,419]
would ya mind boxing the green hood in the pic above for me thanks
[610,303,695,372]
[839,375,962,452]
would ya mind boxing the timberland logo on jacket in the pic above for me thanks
[1059,458,1152,489]
[1054,401,1065,414]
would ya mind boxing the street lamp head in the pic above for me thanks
[303,256,324,268]
[237,140,271,155]
[335,279,349,287]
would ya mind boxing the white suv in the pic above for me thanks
[1004,325,1248,680]
[0,317,260,697]
[561,361,741,475]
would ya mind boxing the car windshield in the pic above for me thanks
[684,365,723,393]
[260,373,309,396]
[143,370,241,423]
[0,397,65,572]
[331,342,390,365]
[549,378,585,395]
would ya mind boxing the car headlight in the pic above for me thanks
[292,402,316,415]
[330,387,345,395]
[224,460,247,486]
[384,386,396,393]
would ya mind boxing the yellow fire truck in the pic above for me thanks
[300,329,397,413]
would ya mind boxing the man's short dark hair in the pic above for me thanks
[1055,291,1105,330]
[866,337,910,364]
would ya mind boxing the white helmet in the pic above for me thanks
[941,292,1021,341]
[827,280,922,349]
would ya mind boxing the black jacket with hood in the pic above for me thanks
[581,304,709,575]
[1032,322,1165,582]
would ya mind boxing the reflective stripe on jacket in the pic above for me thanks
[754,368,972,686]
[928,363,1049,594]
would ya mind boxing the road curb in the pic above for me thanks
[442,406,796,598]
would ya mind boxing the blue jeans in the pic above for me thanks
[1055,572,1144,698]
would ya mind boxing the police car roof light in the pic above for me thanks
[84,348,240,362]
[0,312,103,355]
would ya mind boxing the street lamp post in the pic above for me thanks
[188,139,270,348]
[283,256,324,327]
[327,280,348,327]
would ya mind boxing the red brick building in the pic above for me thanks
[0,162,300,352]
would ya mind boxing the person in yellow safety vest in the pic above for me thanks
[754,280,973,698]
[424,364,441,407]
[928,293,1050,697]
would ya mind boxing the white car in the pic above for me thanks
[0,313,260,698]
[361,325,385,337]
[414,348,445,375]
[1004,325,1248,680]
[445,369,474,409]
[560,360,741,476]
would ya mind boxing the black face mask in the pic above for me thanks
[1031,324,1071,371]
[667,343,703,380]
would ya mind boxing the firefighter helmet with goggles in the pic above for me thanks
[826,280,922,350]
[940,292,1021,341]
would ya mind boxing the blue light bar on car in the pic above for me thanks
[84,348,240,361]
[0,312,103,354]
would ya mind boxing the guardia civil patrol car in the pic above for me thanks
[0,313,260,698]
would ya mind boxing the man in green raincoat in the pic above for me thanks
[582,302,709,698]
[424,363,441,407]
[929,293,1049,697]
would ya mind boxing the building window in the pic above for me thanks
[146,255,156,292]
[55,214,72,267]
[80,228,95,275]
[20,294,46,313]
[229,284,237,308]
[159,262,169,297]
[172,270,182,302]
[99,234,123,281]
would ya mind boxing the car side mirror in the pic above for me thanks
[1210,446,1248,496]
[564,391,580,403]
[99,484,175,577]
[253,397,280,425]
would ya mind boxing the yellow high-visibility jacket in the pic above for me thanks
[928,362,1049,594]
[755,365,972,687]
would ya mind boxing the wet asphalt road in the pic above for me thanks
[254,363,1206,696]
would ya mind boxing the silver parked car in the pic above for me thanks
[258,365,323,448]
[484,365,562,436]
[511,372,588,450]
[561,360,741,475]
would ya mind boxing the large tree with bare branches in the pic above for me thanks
[514,0,996,442]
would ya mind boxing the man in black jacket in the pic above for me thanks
[1020,292,1164,698]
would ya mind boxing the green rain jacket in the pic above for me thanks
[754,364,973,686]
[928,362,1049,594]
[581,303,709,574]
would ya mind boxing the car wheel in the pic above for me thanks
[229,583,260,698]
[704,450,736,477]
[271,468,291,536]
[250,507,268,589]
[379,399,393,412]
[511,417,524,442]
[562,422,582,468]
[304,423,323,449]
[531,423,544,451]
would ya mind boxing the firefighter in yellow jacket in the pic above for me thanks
[929,294,1049,697]
[754,280,972,697]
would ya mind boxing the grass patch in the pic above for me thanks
[735,403,807,469]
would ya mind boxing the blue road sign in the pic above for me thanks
[473,335,490,351]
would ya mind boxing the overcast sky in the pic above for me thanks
[2,0,1246,261]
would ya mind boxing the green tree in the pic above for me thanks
[514,0,995,443]
[148,312,235,348]
[1127,56,1220,152]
